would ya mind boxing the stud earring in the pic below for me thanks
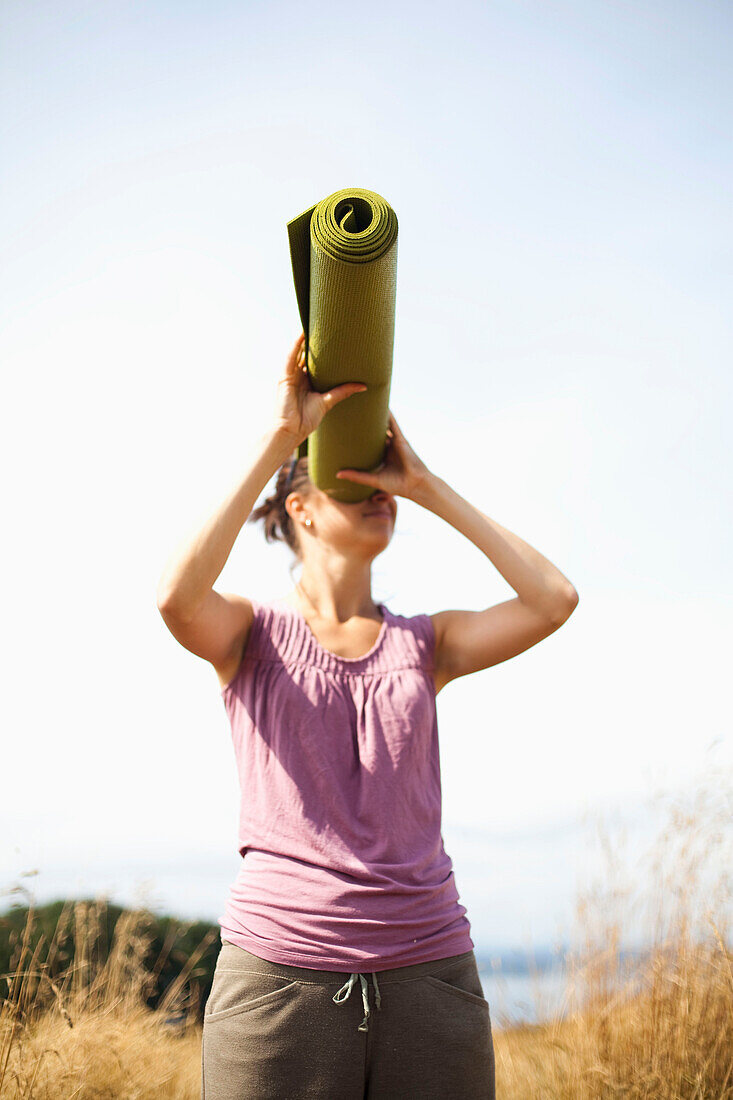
[305,518,312,527]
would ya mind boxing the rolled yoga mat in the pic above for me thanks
[286,186,399,503]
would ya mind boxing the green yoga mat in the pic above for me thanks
[286,186,398,503]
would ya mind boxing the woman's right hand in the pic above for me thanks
[271,333,367,448]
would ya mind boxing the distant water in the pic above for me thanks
[475,951,646,1029]
[477,958,571,1028]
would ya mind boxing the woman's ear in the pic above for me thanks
[285,491,307,528]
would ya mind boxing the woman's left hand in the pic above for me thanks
[336,410,432,500]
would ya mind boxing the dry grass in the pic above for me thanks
[2,763,731,1098]
[495,762,733,1098]
[0,896,205,1098]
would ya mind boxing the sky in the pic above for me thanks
[1,0,731,956]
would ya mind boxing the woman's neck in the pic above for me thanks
[286,577,382,623]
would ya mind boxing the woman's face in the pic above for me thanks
[291,486,397,558]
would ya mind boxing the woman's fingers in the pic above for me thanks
[336,469,368,481]
[287,333,306,374]
[336,466,381,483]
[388,410,405,437]
[323,382,367,407]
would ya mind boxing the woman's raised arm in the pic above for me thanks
[156,332,366,673]
[336,410,579,688]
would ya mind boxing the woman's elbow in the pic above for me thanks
[551,586,579,625]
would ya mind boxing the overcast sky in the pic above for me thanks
[2,0,730,954]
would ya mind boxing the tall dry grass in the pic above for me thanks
[496,762,733,1098]
[2,762,731,1098]
[0,890,210,1098]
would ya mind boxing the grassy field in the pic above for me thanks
[2,771,731,1098]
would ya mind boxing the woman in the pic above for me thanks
[157,331,578,1099]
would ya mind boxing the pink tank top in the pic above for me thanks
[217,596,474,972]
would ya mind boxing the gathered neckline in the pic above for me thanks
[277,599,390,664]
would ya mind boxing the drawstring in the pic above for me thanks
[332,971,382,1032]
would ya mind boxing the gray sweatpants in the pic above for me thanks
[202,940,496,1099]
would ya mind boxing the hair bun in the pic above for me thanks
[248,455,310,558]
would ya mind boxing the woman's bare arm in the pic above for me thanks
[410,472,579,685]
[156,331,367,673]
[155,427,296,670]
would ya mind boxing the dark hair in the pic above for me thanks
[248,454,312,560]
